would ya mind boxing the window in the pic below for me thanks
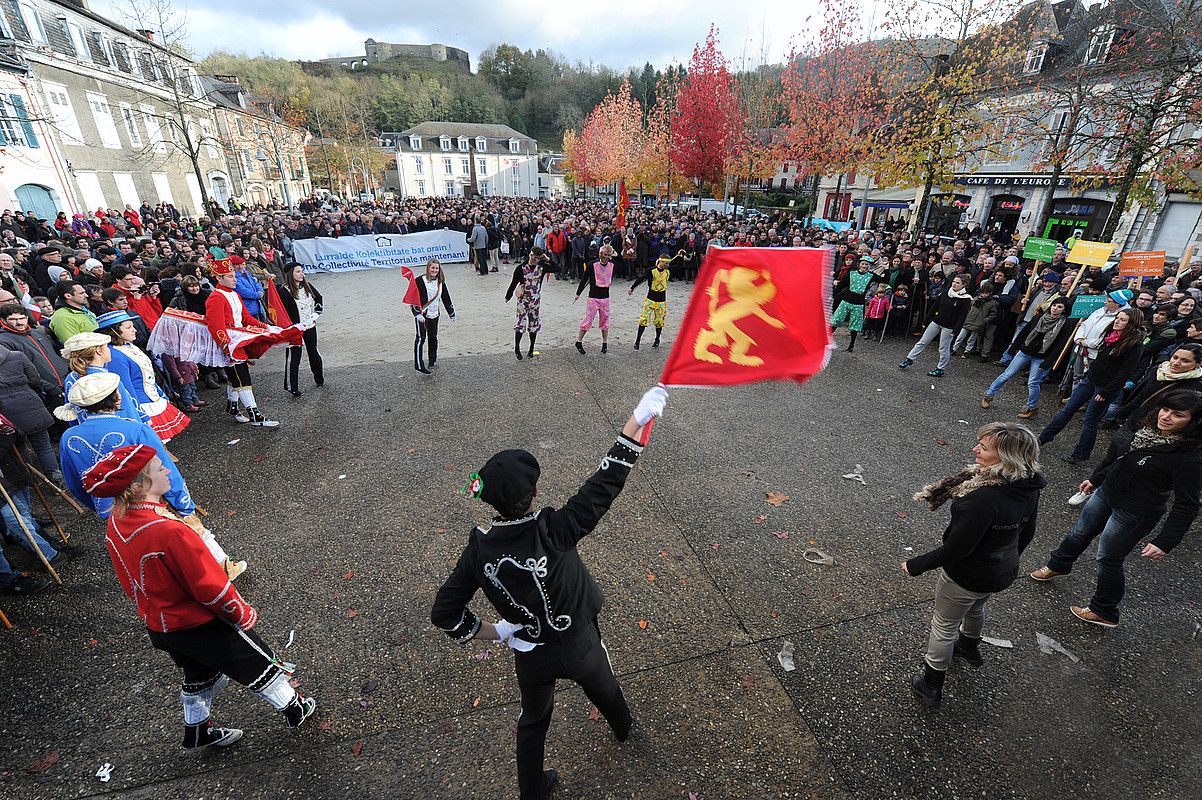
[85,31,111,66]
[111,41,133,73]
[476,136,486,151]
[49,16,74,56]
[1024,44,1047,74]
[118,103,142,146]
[241,148,252,174]
[508,139,520,154]
[42,82,83,144]
[445,180,456,196]
[0,93,38,148]
[443,157,452,175]
[416,179,425,196]
[236,116,244,136]
[0,13,12,39]
[439,135,450,151]
[17,2,45,44]
[86,92,122,149]
[414,156,423,174]
[411,135,421,150]
[137,50,157,81]
[1085,27,1115,65]
[461,158,469,175]
[199,118,217,159]
[477,158,487,175]
[457,136,468,151]
[141,104,166,152]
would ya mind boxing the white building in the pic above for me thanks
[389,122,539,199]
[0,52,74,218]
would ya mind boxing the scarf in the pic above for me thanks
[1131,427,1181,451]
[1023,311,1066,350]
[947,286,971,300]
[1155,362,1202,382]
[1104,329,1121,346]
[913,464,1008,511]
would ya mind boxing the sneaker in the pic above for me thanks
[1071,605,1118,628]
[1029,566,1063,582]
[1017,407,1037,419]
[249,411,280,428]
[1068,490,1090,506]
[542,769,559,796]
[980,396,992,409]
[283,694,318,730]
[183,720,243,750]
[515,348,523,361]
[416,366,432,374]
[287,390,302,398]
[634,342,641,350]
[601,343,608,354]
[575,342,585,355]
[927,368,945,377]
[652,339,660,348]
[897,358,913,369]
[1060,454,1087,465]
[0,574,51,595]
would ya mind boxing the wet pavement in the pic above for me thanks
[1,268,1199,799]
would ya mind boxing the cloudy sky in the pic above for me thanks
[90,0,874,71]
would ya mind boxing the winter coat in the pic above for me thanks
[0,348,53,433]
[927,292,972,334]
[906,473,1047,593]
[169,287,211,315]
[0,324,68,395]
[275,281,325,326]
[1117,371,1202,429]
[1084,338,1143,401]
[1089,428,1202,552]
[1010,314,1076,360]
[962,296,999,332]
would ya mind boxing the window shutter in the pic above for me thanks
[11,94,37,148]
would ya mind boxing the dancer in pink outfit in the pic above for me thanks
[575,245,615,354]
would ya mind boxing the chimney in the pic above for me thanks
[137,29,155,43]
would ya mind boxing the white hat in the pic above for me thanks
[67,371,120,407]
[60,331,111,357]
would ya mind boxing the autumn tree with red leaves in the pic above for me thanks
[670,26,742,193]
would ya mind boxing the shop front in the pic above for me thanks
[985,194,1024,236]
[1041,197,1112,243]
[927,193,971,236]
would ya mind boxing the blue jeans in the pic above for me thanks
[985,351,1044,409]
[179,382,199,406]
[1046,487,1158,622]
[1039,377,1108,458]
[1,487,58,562]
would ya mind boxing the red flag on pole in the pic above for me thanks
[401,266,421,306]
[659,246,833,388]
[264,280,291,326]
[616,179,631,229]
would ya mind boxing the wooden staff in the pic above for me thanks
[0,480,61,585]
[0,603,12,630]
[1178,244,1196,281]
[1016,260,1042,314]
[19,455,86,515]
[9,447,69,544]
[1052,320,1085,371]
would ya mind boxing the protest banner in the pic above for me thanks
[1022,237,1058,261]
[1069,294,1107,319]
[1117,251,1166,277]
[293,230,470,273]
[1066,240,1115,267]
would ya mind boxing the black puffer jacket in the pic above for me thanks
[927,292,972,334]
[907,473,1047,593]
[1089,428,1202,552]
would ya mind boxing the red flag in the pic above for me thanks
[401,266,421,306]
[264,280,291,327]
[616,179,631,229]
[659,246,832,387]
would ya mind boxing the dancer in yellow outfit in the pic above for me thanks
[628,253,680,349]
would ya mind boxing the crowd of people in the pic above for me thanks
[0,193,1198,800]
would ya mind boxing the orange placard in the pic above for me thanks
[1118,251,1166,277]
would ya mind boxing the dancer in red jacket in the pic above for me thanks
[85,444,316,750]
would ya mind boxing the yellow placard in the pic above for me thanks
[1066,240,1115,267]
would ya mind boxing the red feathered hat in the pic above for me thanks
[82,444,157,497]
[209,256,233,276]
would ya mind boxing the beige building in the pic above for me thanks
[204,75,310,208]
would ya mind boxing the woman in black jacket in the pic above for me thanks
[904,422,1045,708]
[411,258,454,375]
[276,263,324,395]
[1039,307,1145,463]
[982,296,1074,418]
[898,274,972,377]
[1111,343,1202,429]
[1032,389,1202,627]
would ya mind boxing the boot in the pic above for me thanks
[514,331,523,360]
[527,333,537,358]
[909,663,946,708]
[203,372,221,389]
[953,634,983,668]
[227,401,249,424]
[282,694,317,730]
[635,325,645,350]
[182,719,243,750]
[601,342,608,354]
[652,328,662,348]
[575,341,585,355]
[542,769,559,797]
[847,331,858,353]
[246,408,280,428]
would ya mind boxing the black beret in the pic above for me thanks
[36,245,60,257]
[476,449,539,512]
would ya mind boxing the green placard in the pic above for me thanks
[1023,236,1058,261]
[1070,294,1106,319]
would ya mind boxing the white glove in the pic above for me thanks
[494,619,539,652]
[633,385,668,426]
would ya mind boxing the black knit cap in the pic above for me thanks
[476,449,540,512]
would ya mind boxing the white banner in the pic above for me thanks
[293,230,470,273]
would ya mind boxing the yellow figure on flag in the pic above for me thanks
[693,266,785,367]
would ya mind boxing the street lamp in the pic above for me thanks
[349,157,366,199]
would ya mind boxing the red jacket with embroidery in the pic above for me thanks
[204,285,256,351]
[105,501,257,633]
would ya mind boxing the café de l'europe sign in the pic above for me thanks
[953,174,1116,189]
